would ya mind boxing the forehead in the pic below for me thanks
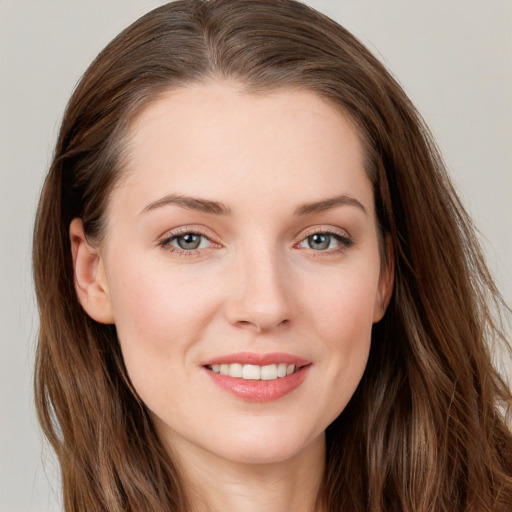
[112,81,372,218]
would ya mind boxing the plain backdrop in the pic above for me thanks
[1,1,510,511]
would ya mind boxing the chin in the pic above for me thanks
[207,422,325,466]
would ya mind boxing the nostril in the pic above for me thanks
[232,317,291,333]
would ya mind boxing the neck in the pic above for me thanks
[172,435,326,512]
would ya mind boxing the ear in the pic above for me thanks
[373,234,395,323]
[70,218,114,324]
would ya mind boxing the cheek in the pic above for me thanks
[106,260,220,378]
[308,262,379,339]
[304,266,378,416]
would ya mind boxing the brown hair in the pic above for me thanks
[33,1,512,510]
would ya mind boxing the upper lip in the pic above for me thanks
[201,352,311,367]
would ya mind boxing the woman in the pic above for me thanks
[33,0,512,510]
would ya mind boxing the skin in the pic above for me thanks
[71,81,393,512]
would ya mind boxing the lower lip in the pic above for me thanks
[204,365,311,402]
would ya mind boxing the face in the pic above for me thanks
[77,81,392,467]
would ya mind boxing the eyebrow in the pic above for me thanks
[294,194,367,216]
[140,193,232,216]
[140,193,366,217]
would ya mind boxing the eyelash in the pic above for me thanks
[296,228,353,255]
[158,227,217,257]
[158,227,353,257]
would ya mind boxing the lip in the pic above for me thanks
[201,352,312,402]
[201,352,311,367]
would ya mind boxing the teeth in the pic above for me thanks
[210,363,298,380]
[260,364,277,380]
[228,363,243,378]
[242,364,260,380]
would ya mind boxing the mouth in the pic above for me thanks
[206,362,302,380]
[202,353,312,402]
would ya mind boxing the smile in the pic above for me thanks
[207,363,298,380]
[202,353,311,402]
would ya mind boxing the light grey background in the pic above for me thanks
[1,1,510,511]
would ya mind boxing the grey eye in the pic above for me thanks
[160,231,214,254]
[176,233,203,250]
[307,233,331,250]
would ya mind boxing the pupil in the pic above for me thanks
[178,233,201,250]
[309,233,330,250]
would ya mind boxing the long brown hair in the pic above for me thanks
[33,1,512,510]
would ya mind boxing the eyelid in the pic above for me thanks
[298,225,351,240]
[157,224,353,257]
[158,225,221,255]
[295,225,354,253]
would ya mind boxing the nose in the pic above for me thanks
[224,246,293,333]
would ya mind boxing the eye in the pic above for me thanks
[303,233,332,251]
[297,230,353,252]
[159,229,215,255]
[172,233,209,250]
